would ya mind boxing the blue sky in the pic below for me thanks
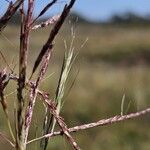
[1,0,150,22]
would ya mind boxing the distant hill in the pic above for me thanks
[8,11,150,26]
[107,13,150,26]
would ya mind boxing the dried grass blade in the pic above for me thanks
[31,0,76,78]
[24,82,37,143]
[25,47,52,143]
[51,48,74,133]
[36,49,52,86]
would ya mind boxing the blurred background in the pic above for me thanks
[0,0,150,149]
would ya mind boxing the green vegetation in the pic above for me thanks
[0,22,150,149]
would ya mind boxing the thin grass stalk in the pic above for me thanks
[0,69,15,142]
[16,3,26,149]
[0,50,13,72]
[39,92,81,150]
[30,49,53,150]
[51,49,74,132]
[26,48,52,150]
[16,1,34,149]
[25,48,52,144]
[24,83,37,142]
[27,107,150,144]
[0,132,15,147]
[40,105,51,150]
[0,0,24,32]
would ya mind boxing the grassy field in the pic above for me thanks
[0,23,150,149]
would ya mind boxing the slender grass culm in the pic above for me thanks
[0,0,150,150]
